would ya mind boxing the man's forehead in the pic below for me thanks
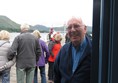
[67,17,84,25]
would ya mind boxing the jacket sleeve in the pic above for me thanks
[7,36,18,60]
[54,49,62,83]
[36,39,42,62]
[48,41,55,56]
[0,56,16,71]
[43,42,50,64]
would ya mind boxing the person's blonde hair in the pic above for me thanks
[32,30,41,39]
[0,30,10,40]
[54,33,62,41]
[20,23,30,31]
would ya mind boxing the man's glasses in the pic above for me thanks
[66,24,84,30]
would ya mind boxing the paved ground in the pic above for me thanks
[10,64,49,83]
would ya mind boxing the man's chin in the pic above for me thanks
[71,40,81,44]
[71,37,81,42]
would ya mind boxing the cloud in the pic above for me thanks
[0,0,93,27]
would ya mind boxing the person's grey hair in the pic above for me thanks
[0,30,10,40]
[20,23,30,30]
[67,17,85,26]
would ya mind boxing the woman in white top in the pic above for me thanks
[0,30,16,83]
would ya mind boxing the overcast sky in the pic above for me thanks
[0,0,93,27]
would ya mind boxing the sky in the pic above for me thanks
[0,0,93,27]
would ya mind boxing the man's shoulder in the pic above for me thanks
[63,42,71,48]
[18,33,35,38]
[60,42,71,53]
[85,36,92,47]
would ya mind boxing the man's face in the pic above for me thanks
[67,18,87,45]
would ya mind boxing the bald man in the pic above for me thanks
[54,17,92,83]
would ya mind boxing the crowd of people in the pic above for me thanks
[0,17,92,83]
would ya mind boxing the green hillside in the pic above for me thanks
[0,15,50,32]
[30,25,49,32]
[0,15,92,34]
[0,15,20,32]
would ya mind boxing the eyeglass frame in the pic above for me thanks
[66,24,85,31]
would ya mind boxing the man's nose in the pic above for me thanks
[71,26,76,31]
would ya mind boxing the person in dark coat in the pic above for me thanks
[8,24,41,83]
[65,33,70,43]
[54,17,92,83]
[48,28,54,41]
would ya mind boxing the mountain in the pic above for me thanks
[0,15,50,32]
[0,15,20,32]
[0,15,92,33]
[52,26,92,34]
[30,25,49,32]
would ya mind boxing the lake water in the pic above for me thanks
[10,32,65,45]
[10,33,49,42]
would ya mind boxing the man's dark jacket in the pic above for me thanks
[54,36,92,83]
